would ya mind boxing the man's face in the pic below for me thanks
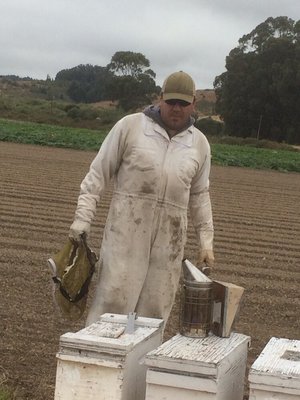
[160,98,195,133]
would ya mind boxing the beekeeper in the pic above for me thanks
[69,71,214,326]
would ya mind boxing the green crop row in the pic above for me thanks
[0,118,106,151]
[212,143,300,172]
[0,118,299,172]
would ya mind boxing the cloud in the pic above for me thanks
[1,0,299,88]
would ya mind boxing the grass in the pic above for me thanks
[0,388,12,400]
[0,118,299,172]
[0,91,127,130]
[0,366,14,400]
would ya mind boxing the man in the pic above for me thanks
[69,71,214,326]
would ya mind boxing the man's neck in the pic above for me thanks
[167,129,177,138]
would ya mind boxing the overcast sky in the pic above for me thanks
[1,0,299,89]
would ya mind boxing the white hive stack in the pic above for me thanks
[54,313,164,400]
[249,337,300,400]
[144,332,250,400]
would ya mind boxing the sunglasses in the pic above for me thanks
[165,99,191,107]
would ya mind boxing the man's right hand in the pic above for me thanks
[69,220,91,241]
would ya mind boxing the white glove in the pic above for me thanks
[69,220,91,241]
[197,249,215,276]
[198,249,215,268]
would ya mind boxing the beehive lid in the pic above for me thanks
[145,332,250,375]
[59,313,163,356]
[249,337,300,391]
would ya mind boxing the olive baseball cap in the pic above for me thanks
[161,71,196,103]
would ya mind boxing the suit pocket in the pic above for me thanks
[131,146,157,171]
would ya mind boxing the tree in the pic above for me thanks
[54,52,159,110]
[107,51,155,78]
[55,64,113,103]
[107,51,158,110]
[214,17,300,144]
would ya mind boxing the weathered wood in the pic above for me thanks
[249,337,300,399]
[145,333,250,400]
[54,313,164,400]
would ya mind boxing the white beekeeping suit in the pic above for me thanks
[70,110,213,326]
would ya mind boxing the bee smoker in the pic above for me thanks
[180,259,245,338]
[180,260,213,338]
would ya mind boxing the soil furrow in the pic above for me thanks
[1,142,299,400]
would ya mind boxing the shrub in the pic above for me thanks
[66,105,81,119]
[0,99,10,111]
[195,117,224,136]
[97,108,126,126]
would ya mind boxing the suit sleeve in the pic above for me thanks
[188,136,214,250]
[73,117,127,224]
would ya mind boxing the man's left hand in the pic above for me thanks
[198,249,215,269]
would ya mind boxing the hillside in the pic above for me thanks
[0,77,217,129]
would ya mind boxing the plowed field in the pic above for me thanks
[1,142,299,400]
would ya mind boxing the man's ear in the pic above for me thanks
[192,97,196,110]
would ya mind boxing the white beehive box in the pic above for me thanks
[54,313,164,400]
[249,337,300,399]
[144,332,250,400]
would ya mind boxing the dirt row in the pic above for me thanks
[0,142,299,399]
